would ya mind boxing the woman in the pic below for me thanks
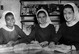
[23,22,34,35]
[0,11,30,46]
[22,22,36,41]
[31,8,56,46]
[56,3,79,50]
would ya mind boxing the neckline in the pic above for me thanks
[39,23,49,28]
[2,25,15,32]
[66,21,79,27]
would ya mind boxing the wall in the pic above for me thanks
[20,1,79,32]
[0,0,78,28]
[0,0,21,28]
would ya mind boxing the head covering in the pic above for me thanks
[65,3,79,21]
[1,11,15,31]
[64,3,79,26]
[36,8,52,28]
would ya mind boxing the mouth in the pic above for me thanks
[66,17,70,20]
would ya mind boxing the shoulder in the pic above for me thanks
[0,28,3,33]
[14,25,21,29]
[59,22,66,28]
[0,28,5,31]
[57,22,66,32]
[34,24,39,28]
[76,21,79,26]
[73,21,79,28]
[14,25,22,31]
[48,24,55,28]
[46,24,55,31]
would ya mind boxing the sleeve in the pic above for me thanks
[27,25,36,42]
[50,25,56,42]
[74,43,79,50]
[52,24,63,44]
[15,25,30,43]
[0,29,4,44]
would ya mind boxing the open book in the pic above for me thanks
[13,43,42,51]
[43,44,71,53]
[0,45,13,53]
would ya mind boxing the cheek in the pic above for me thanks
[13,20,15,23]
[42,18,46,21]
[63,15,65,20]
[71,15,74,20]
[6,20,15,25]
[71,14,74,18]
[6,21,11,25]
[69,14,74,19]
[64,15,66,18]
[6,21,10,24]
[37,19,41,23]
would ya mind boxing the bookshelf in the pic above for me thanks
[20,1,64,29]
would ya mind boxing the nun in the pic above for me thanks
[0,11,30,46]
[31,8,56,46]
[56,3,79,50]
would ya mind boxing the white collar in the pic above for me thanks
[2,25,15,31]
[66,21,78,27]
[40,23,49,28]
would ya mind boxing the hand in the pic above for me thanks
[6,41,19,47]
[56,44,71,50]
[72,45,76,50]
[40,41,48,47]
[13,40,19,46]
[31,41,39,44]
[48,42,55,48]
[56,44,66,48]
[6,41,15,47]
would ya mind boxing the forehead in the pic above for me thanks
[38,12,46,16]
[64,8,74,13]
[5,15,14,20]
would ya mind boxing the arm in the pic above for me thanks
[51,24,62,44]
[73,43,79,50]
[15,25,30,43]
[28,25,36,41]
[50,25,56,42]
[48,25,56,47]
[0,29,4,44]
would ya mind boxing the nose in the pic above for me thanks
[65,14,69,18]
[10,20,13,22]
[10,20,15,23]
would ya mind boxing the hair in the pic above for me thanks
[37,11,47,18]
[5,12,14,20]
[64,4,74,13]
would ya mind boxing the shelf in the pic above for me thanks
[20,1,64,29]
[51,19,60,22]
[20,0,59,1]
[21,20,34,23]
[49,15,60,16]
[20,15,60,17]
[20,15,35,17]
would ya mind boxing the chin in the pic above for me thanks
[66,19,72,22]
[9,25,14,27]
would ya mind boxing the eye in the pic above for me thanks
[43,16,46,18]
[38,17,41,19]
[64,13,66,15]
[68,12,72,14]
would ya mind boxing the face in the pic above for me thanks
[5,15,15,27]
[63,8,74,22]
[23,23,32,28]
[37,12,47,24]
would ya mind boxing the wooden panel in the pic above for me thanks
[20,0,59,1]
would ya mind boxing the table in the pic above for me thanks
[0,49,79,54]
